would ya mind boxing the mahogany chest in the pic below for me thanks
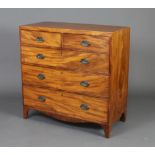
[19,22,130,138]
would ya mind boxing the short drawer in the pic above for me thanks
[63,34,110,53]
[22,64,62,90]
[21,46,61,67]
[61,69,109,98]
[21,46,109,75]
[22,64,109,98]
[20,30,61,48]
[23,86,108,124]
[61,49,109,74]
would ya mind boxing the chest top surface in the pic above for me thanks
[20,22,129,35]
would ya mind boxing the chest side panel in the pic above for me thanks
[109,28,130,124]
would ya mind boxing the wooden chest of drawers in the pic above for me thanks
[19,22,130,138]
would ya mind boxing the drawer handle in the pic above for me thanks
[36,37,44,43]
[80,40,90,47]
[80,81,89,87]
[36,54,45,59]
[38,96,46,102]
[80,58,89,64]
[80,103,89,111]
[37,74,45,80]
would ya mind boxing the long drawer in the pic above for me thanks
[23,86,108,123]
[22,64,109,98]
[21,46,109,75]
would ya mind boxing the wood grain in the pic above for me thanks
[23,86,108,124]
[20,22,129,36]
[109,28,130,125]
[21,46,61,67]
[22,64,109,98]
[63,33,110,53]
[20,30,61,48]
[21,46,109,75]
[19,22,130,138]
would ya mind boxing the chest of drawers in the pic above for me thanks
[19,22,130,138]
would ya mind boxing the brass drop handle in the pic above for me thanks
[80,40,90,47]
[80,58,89,64]
[38,96,46,102]
[80,103,89,111]
[37,74,45,80]
[80,81,89,87]
[36,53,45,59]
[36,37,44,42]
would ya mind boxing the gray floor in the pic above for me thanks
[0,91,154,147]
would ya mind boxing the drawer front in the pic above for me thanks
[63,34,110,53]
[23,86,108,123]
[21,46,109,74]
[21,46,62,67]
[22,64,109,98]
[22,64,62,90]
[20,30,61,48]
[61,49,109,74]
[62,70,109,98]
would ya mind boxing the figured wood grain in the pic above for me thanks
[21,46,61,67]
[20,30,61,48]
[63,33,110,53]
[19,22,130,138]
[109,28,130,125]
[23,86,108,124]
[20,22,128,36]
[21,46,109,75]
[61,70,109,98]
[22,64,62,90]
[61,49,109,74]
[22,64,109,98]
